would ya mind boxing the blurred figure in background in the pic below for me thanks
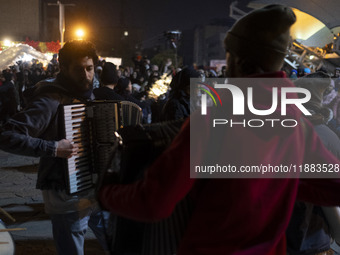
[162,67,199,121]
[0,71,19,125]
[93,62,123,101]
[287,72,340,255]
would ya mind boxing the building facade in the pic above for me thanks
[0,0,42,41]
[193,24,229,67]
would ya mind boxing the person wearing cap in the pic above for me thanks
[161,67,200,121]
[98,5,340,255]
[290,69,298,79]
[93,62,124,101]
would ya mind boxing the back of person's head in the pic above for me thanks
[58,40,98,69]
[170,67,200,95]
[224,4,296,76]
[3,71,13,82]
[101,62,119,85]
[115,77,131,95]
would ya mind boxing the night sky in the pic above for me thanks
[59,0,252,47]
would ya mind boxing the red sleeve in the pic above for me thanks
[298,122,340,205]
[98,119,195,221]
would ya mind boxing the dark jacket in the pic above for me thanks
[93,86,124,101]
[0,81,18,122]
[162,90,190,121]
[0,76,89,190]
[286,202,331,255]
[121,94,145,109]
[161,67,198,121]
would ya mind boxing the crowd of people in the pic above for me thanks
[0,54,213,125]
[0,56,59,124]
[2,4,340,255]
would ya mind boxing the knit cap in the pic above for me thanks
[101,62,119,85]
[224,5,296,69]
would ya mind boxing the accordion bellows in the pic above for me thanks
[61,100,142,194]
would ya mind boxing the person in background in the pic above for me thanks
[323,79,337,106]
[325,79,340,138]
[95,65,103,83]
[162,67,199,121]
[287,72,340,255]
[47,53,59,74]
[289,69,298,79]
[0,71,19,125]
[115,76,143,107]
[218,66,227,78]
[29,68,44,87]
[93,62,124,101]
[115,76,151,123]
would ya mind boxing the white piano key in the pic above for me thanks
[70,182,93,193]
[68,165,91,175]
[69,174,92,184]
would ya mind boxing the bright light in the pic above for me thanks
[148,74,172,99]
[290,8,326,40]
[124,31,128,36]
[21,53,34,62]
[75,29,85,38]
[3,39,11,47]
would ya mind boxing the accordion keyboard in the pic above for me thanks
[62,100,143,194]
[63,104,94,194]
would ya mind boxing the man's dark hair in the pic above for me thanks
[3,71,13,82]
[58,40,98,68]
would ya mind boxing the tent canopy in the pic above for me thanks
[0,44,50,70]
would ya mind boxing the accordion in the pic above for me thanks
[105,119,193,255]
[61,100,142,194]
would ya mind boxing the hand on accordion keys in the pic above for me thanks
[56,139,79,158]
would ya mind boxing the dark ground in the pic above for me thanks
[0,150,105,255]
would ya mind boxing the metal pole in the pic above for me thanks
[59,1,65,46]
[48,1,75,46]
[175,47,178,69]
